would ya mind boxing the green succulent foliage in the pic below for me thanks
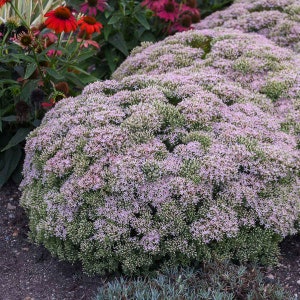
[95,261,294,300]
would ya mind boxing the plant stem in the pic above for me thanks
[9,2,30,29]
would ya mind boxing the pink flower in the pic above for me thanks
[41,98,55,109]
[80,0,107,16]
[47,49,63,57]
[141,0,163,12]
[157,0,179,22]
[77,38,100,49]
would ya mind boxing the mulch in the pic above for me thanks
[1,181,299,300]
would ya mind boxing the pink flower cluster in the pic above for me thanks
[142,0,201,33]
[20,6,300,274]
[194,0,300,52]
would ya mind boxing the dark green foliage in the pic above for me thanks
[197,0,234,18]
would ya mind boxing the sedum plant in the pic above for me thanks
[20,30,300,275]
[194,0,300,52]
[112,29,300,137]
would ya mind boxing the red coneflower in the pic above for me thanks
[0,0,10,8]
[78,16,103,35]
[80,0,107,16]
[44,6,77,34]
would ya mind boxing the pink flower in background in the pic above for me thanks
[157,0,179,22]
[141,0,163,12]
[77,37,100,49]
[47,49,63,57]
[80,0,107,16]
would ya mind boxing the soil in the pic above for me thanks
[1,181,300,300]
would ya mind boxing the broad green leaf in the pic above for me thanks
[108,14,121,25]
[68,66,90,76]
[32,119,41,128]
[0,146,22,188]
[140,31,156,42]
[1,115,17,122]
[46,68,64,80]
[103,26,112,41]
[108,33,129,56]
[11,54,35,63]
[0,104,15,117]
[104,48,117,73]
[1,127,31,152]
[20,79,39,101]
[77,51,97,63]
[0,79,18,85]
[135,13,150,30]
[24,62,37,79]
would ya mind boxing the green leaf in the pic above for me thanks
[108,33,129,56]
[24,62,37,79]
[77,51,97,63]
[0,79,18,85]
[1,115,17,122]
[0,146,22,188]
[135,13,150,30]
[68,66,90,76]
[140,31,156,42]
[1,127,31,152]
[32,119,41,127]
[11,53,35,63]
[104,48,117,73]
[0,105,15,117]
[46,68,64,80]
[108,14,122,25]
[20,79,39,101]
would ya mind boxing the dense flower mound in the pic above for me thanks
[194,0,300,52]
[21,71,300,274]
[113,29,299,98]
[113,29,300,136]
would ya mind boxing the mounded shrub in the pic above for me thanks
[112,28,300,137]
[112,29,299,101]
[194,0,300,52]
[21,62,300,274]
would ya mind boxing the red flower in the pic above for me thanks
[78,16,103,35]
[80,0,107,16]
[47,49,63,57]
[0,0,10,8]
[41,98,55,109]
[157,0,179,22]
[45,6,77,34]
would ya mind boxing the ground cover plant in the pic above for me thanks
[194,0,300,52]
[95,261,294,299]
[20,27,300,276]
